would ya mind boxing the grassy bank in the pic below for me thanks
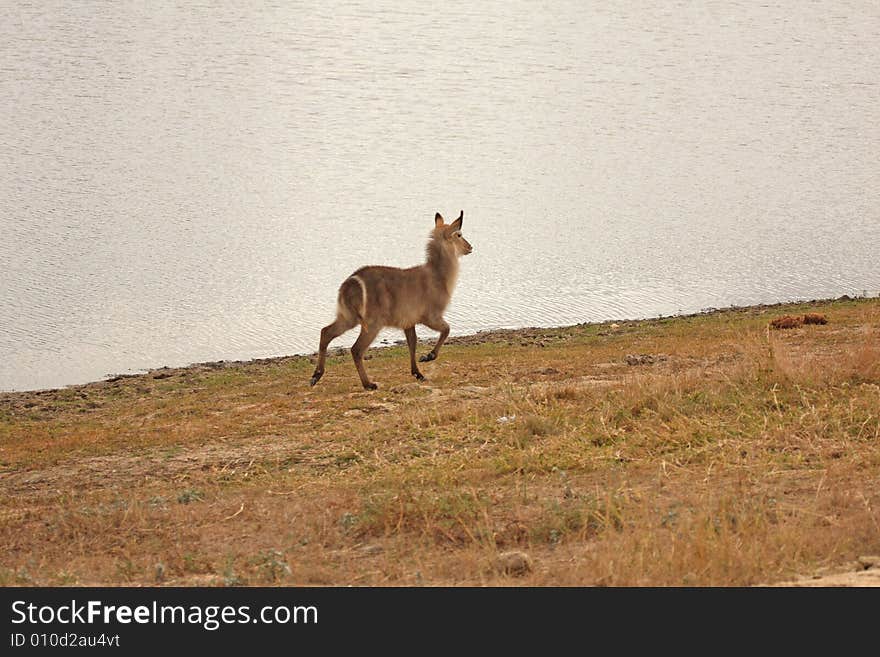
[1,297,879,586]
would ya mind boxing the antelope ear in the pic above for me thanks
[434,212,444,227]
[449,211,463,231]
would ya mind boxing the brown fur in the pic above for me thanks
[769,315,803,330]
[803,313,828,325]
[310,211,472,390]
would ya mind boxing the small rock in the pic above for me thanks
[459,385,490,398]
[496,551,533,576]
[497,414,516,424]
[625,354,667,366]
[857,555,880,570]
[389,383,422,393]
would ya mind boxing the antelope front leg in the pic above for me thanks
[419,318,450,363]
[404,327,425,380]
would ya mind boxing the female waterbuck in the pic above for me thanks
[309,211,472,390]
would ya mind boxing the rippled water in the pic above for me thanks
[2,2,879,391]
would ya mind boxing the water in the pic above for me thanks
[2,1,879,391]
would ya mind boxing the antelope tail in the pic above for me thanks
[351,275,368,329]
[338,274,369,330]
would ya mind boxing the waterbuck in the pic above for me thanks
[309,211,473,390]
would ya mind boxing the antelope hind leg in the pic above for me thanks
[351,324,381,390]
[310,317,355,386]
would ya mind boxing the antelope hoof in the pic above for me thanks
[419,352,436,363]
[309,373,322,386]
[363,382,378,391]
[413,371,425,381]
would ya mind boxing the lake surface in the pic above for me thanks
[2,2,879,391]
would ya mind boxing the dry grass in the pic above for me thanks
[1,297,879,586]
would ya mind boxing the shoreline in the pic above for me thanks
[1,293,869,399]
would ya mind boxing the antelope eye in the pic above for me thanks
[454,231,462,237]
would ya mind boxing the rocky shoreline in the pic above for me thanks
[2,294,869,405]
